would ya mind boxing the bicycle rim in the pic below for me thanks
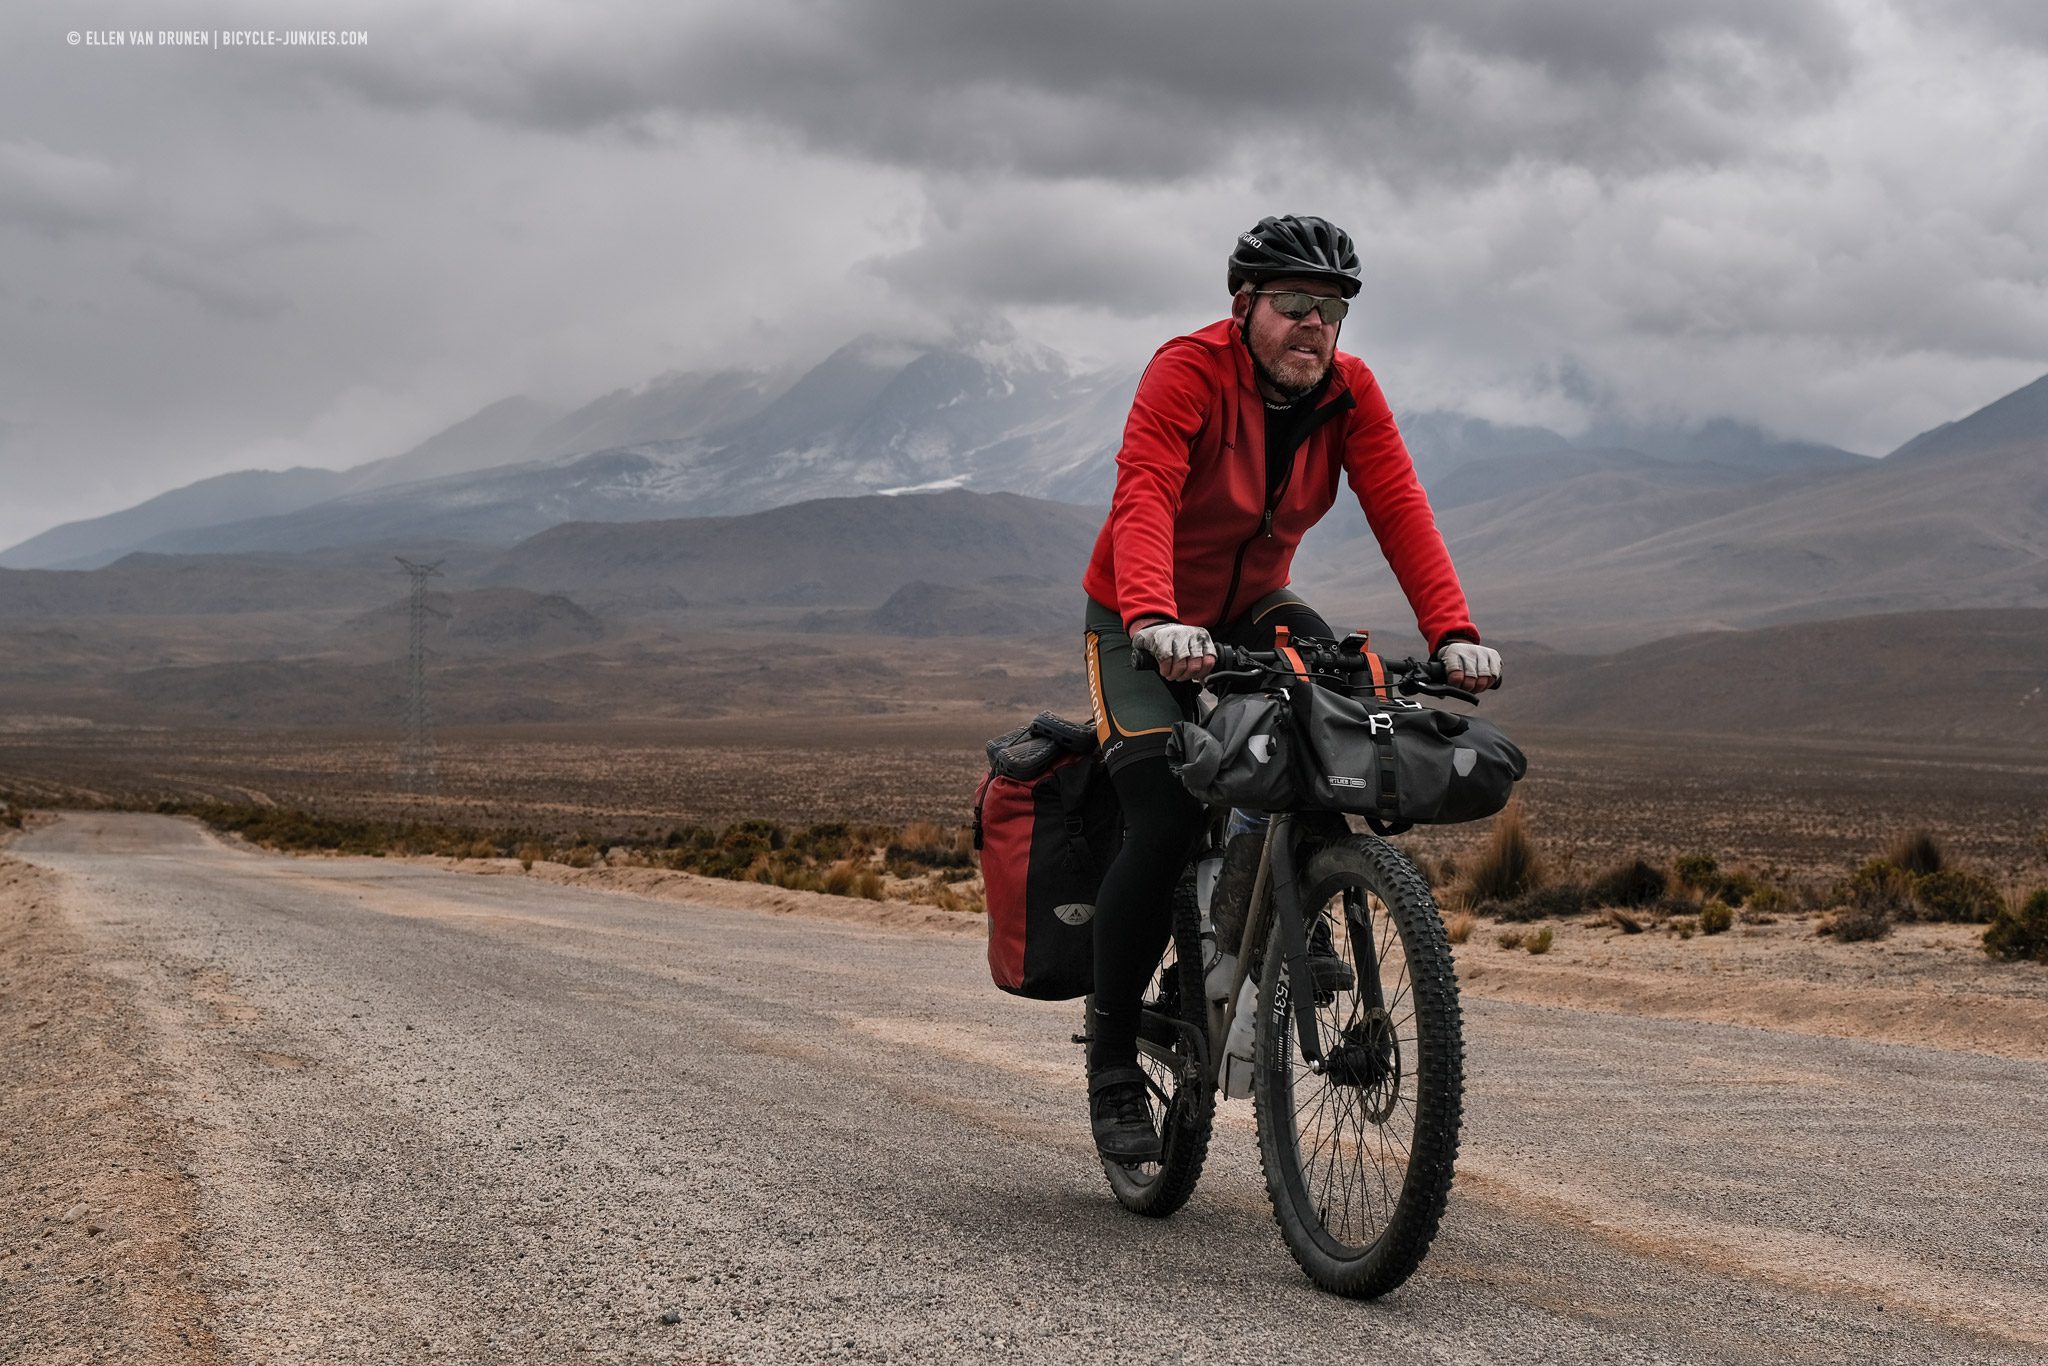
[1252,834,1464,1297]
[1102,874,1216,1217]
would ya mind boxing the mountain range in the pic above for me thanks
[3,329,1882,572]
[1,326,2043,659]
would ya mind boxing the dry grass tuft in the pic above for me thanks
[1604,908,1643,934]
[1443,911,1475,945]
[1495,928,1525,950]
[1523,926,1554,955]
[1463,800,1543,905]
[1887,829,1946,878]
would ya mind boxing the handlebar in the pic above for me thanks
[1132,638,1485,705]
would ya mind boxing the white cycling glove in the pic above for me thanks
[1132,621,1216,664]
[1435,640,1502,686]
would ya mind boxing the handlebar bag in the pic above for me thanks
[1289,684,1526,824]
[1165,692,1304,813]
[1168,688,1526,824]
[973,713,1121,1000]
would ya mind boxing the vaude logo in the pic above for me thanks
[1054,902,1096,926]
[1248,735,1276,764]
[1327,775,1370,788]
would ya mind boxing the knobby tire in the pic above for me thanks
[1251,833,1464,1297]
[1099,874,1216,1217]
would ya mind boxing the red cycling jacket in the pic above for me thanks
[1082,318,1478,651]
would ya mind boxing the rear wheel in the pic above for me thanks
[1252,834,1463,1296]
[1097,874,1216,1217]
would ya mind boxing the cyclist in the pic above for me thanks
[1080,213,1501,1164]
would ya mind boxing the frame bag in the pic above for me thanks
[973,713,1121,1000]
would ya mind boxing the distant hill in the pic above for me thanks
[0,396,565,571]
[327,587,604,658]
[1887,373,2048,462]
[0,467,352,572]
[484,489,1105,608]
[0,550,404,617]
[1492,608,2048,747]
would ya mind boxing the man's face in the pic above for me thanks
[1233,276,1342,396]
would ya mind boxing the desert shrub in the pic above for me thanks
[517,842,546,870]
[1699,901,1734,935]
[718,818,785,852]
[1712,870,1758,907]
[1495,929,1525,950]
[1912,869,2002,924]
[1839,859,1917,916]
[854,870,885,901]
[1747,885,1787,915]
[1671,917,1697,940]
[0,806,21,830]
[1983,890,2048,963]
[1674,854,1719,889]
[1443,911,1475,945]
[1523,927,1554,955]
[1433,854,1459,887]
[821,860,861,897]
[1463,801,1543,904]
[1887,829,1946,878]
[1821,901,1894,942]
[1603,908,1643,934]
[790,821,858,862]
[884,820,972,872]
[562,844,598,869]
[1493,883,1586,922]
[1587,858,1667,908]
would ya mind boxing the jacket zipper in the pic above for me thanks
[1214,393,1355,626]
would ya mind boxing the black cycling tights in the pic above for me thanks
[1089,754,1207,1074]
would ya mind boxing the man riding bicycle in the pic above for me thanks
[1080,213,1501,1164]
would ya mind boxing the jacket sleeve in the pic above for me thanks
[1340,369,1479,652]
[1107,342,1213,631]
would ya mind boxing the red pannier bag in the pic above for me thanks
[972,713,1122,1000]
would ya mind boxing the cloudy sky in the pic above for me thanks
[3,0,2045,547]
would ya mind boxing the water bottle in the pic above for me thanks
[1193,853,1223,978]
[1221,977,1259,1099]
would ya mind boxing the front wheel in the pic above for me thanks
[1252,834,1464,1297]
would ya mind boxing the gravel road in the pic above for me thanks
[8,813,2046,1364]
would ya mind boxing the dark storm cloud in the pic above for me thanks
[310,0,1852,182]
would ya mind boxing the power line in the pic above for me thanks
[395,557,445,794]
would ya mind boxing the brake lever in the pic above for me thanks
[1399,677,1481,706]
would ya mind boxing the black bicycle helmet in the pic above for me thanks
[1227,214,1361,298]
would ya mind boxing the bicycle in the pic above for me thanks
[1087,636,1476,1299]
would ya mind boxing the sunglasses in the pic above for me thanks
[1250,290,1349,325]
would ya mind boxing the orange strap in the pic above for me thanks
[1273,625,1311,683]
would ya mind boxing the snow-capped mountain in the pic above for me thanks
[2,326,1894,567]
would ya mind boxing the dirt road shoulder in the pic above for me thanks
[0,842,220,1365]
[418,846,2048,1061]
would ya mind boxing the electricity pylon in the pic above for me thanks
[395,557,445,793]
